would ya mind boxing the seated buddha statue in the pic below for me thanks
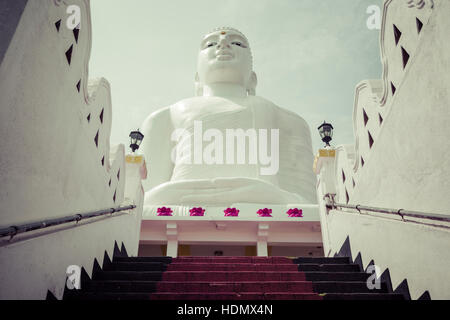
[141,27,317,206]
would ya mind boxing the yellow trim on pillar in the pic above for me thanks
[313,149,336,173]
[126,155,143,164]
[318,149,336,157]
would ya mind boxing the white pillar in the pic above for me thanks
[257,223,269,257]
[124,153,147,256]
[166,239,178,258]
[257,240,268,257]
[313,148,336,256]
[166,223,178,257]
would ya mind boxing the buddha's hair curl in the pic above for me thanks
[207,27,250,45]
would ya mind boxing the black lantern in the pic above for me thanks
[318,121,333,147]
[129,129,144,153]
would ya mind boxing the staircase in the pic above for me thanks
[66,256,404,300]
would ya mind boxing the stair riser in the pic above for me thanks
[293,257,350,264]
[167,264,298,272]
[313,282,389,294]
[173,257,293,264]
[298,264,361,272]
[83,282,315,293]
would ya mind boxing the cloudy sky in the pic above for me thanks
[89,0,383,152]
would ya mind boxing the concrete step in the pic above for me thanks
[312,281,389,294]
[293,257,351,265]
[298,263,361,272]
[304,272,371,282]
[322,293,404,300]
[81,280,316,293]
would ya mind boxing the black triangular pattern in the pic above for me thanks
[401,46,410,69]
[73,25,80,43]
[65,45,73,65]
[391,82,396,96]
[379,113,384,125]
[108,179,111,187]
[393,24,402,46]
[342,170,346,183]
[87,113,91,123]
[55,20,61,32]
[345,189,349,204]
[352,178,355,188]
[361,157,365,167]
[101,156,104,166]
[94,130,99,147]
[99,109,104,123]
[113,190,116,203]
[368,131,374,149]
[363,109,369,126]
[117,169,120,180]
[416,18,423,34]
[76,80,81,92]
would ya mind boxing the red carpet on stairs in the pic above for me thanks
[149,256,322,300]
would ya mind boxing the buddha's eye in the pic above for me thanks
[205,42,216,48]
[232,41,242,47]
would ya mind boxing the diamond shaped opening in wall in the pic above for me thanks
[345,189,349,204]
[361,157,365,167]
[65,45,73,65]
[108,179,111,187]
[342,170,346,183]
[401,47,410,69]
[94,130,99,148]
[416,18,423,34]
[101,156,105,167]
[76,80,81,92]
[363,109,369,126]
[99,109,104,124]
[73,25,80,43]
[117,169,120,180]
[55,20,61,32]
[391,82,396,96]
[393,24,402,46]
[113,190,116,203]
[368,131,374,149]
[379,113,383,125]
[87,113,91,123]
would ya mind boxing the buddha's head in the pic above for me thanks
[195,27,257,96]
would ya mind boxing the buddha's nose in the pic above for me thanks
[217,38,231,49]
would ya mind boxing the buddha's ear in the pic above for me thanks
[194,72,203,96]
[247,71,257,96]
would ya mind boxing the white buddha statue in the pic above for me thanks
[141,27,317,206]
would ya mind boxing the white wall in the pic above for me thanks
[0,0,144,299]
[316,0,450,300]
[326,209,450,299]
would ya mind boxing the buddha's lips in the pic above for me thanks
[216,50,233,59]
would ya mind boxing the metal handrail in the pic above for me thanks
[324,194,450,223]
[0,205,136,239]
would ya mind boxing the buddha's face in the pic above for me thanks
[197,29,253,87]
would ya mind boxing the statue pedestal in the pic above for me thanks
[140,203,322,257]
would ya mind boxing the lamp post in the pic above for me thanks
[129,129,144,153]
[318,121,333,147]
